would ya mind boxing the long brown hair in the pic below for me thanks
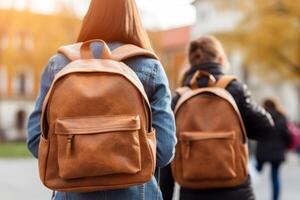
[77,0,153,51]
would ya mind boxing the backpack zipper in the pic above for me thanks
[67,135,74,156]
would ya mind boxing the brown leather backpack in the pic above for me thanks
[171,71,249,189]
[38,40,158,192]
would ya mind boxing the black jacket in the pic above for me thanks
[256,109,291,162]
[160,62,274,200]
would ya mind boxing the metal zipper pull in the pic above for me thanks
[183,141,191,159]
[67,135,74,156]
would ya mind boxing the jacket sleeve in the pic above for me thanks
[227,80,274,141]
[27,58,55,158]
[150,62,177,168]
[279,116,292,148]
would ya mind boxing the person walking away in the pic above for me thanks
[160,36,274,200]
[27,0,176,199]
[256,98,291,200]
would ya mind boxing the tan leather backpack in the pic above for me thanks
[38,40,158,192]
[171,71,249,189]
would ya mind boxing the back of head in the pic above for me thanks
[263,98,286,117]
[77,0,153,51]
[188,36,228,67]
[181,36,229,86]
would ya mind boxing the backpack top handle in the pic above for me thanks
[58,40,158,62]
[80,39,112,60]
[189,70,216,89]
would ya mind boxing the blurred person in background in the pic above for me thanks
[160,36,274,200]
[27,0,176,199]
[256,98,291,200]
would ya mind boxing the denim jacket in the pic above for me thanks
[27,42,177,200]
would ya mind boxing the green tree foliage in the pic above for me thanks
[221,0,300,81]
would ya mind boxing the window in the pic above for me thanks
[24,35,34,51]
[0,35,9,50]
[15,109,26,131]
[0,66,7,95]
[12,69,34,97]
[12,34,21,50]
[21,32,34,51]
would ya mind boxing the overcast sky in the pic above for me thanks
[0,0,196,30]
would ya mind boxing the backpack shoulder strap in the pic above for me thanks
[111,44,159,61]
[215,76,237,89]
[58,41,159,62]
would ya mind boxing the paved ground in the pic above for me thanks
[0,154,299,200]
[252,154,300,200]
[0,159,51,200]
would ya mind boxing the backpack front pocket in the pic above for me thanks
[55,115,142,179]
[179,131,236,181]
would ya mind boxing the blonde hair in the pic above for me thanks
[188,36,228,67]
[77,0,153,51]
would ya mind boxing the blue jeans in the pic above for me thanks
[297,148,300,158]
[256,161,281,200]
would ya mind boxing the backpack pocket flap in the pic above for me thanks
[180,131,235,141]
[55,115,141,135]
[55,115,142,179]
[179,131,237,181]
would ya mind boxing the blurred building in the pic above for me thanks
[0,9,80,140]
[149,26,191,90]
[192,0,300,122]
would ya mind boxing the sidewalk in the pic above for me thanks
[253,153,300,200]
[0,159,51,200]
[0,154,299,200]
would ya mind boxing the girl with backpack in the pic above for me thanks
[27,0,176,199]
[160,36,274,200]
